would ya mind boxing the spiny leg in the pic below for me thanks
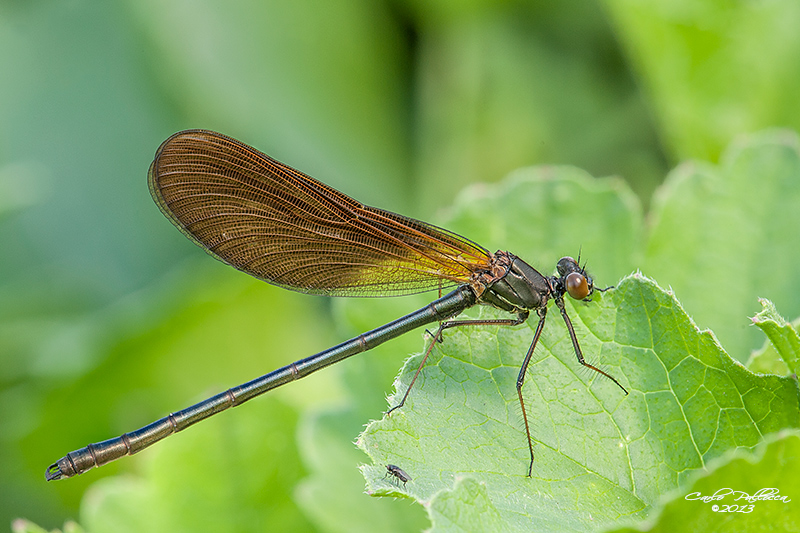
[554,297,628,395]
[387,312,528,415]
[515,307,548,477]
[383,470,397,487]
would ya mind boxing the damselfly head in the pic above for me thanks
[557,256,594,300]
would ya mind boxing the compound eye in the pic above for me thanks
[557,256,577,277]
[565,272,589,300]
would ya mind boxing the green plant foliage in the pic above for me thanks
[5,2,800,531]
[747,307,799,376]
[643,131,800,360]
[316,134,800,532]
[604,0,800,162]
[747,339,792,378]
[295,133,800,533]
[16,134,800,533]
[297,167,643,532]
[605,430,800,533]
[751,299,800,378]
[359,275,799,532]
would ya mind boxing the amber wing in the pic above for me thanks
[147,130,492,297]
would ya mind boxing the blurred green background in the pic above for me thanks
[2,0,800,531]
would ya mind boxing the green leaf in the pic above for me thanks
[643,130,800,360]
[298,168,643,532]
[604,0,800,162]
[427,477,504,533]
[746,336,792,377]
[295,408,429,533]
[751,299,800,377]
[8,1,800,531]
[604,430,800,533]
[347,155,800,531]
[359,273,799,532]
[22,131,800,531]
